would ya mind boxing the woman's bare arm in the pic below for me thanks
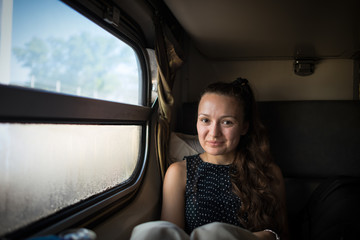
[161,160,187,229]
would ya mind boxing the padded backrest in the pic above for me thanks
[258,101,360,178]
[178,100,360,178]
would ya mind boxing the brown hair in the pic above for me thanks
[200,78,281,232]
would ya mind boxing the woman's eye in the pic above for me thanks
[222,120,233,125]
[199,118,209,123]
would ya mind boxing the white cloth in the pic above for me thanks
[130,221,258,240]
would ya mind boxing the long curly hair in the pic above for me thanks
[200,78,282,232]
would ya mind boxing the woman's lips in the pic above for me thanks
[206,140,223,147]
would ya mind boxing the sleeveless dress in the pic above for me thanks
[184,154,243,233]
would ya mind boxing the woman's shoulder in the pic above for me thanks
[168,159,186,172]
[164,160,186,185]
[165,154,200,184]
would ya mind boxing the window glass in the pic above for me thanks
[0,0,141,105]
[147,49,158,104]
[0,123,141,235]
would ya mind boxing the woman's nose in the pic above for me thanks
[209,123,220,137]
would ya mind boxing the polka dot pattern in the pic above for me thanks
[184,154,243,233]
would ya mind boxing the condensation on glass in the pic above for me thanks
[0,0,141,105]
[0,123,141,235]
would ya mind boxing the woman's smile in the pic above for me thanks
[206,140,224,147]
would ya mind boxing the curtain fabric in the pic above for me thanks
[155,16,184,179]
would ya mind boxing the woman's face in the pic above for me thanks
[197,93,249,159]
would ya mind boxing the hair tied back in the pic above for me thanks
[233,77,248,87]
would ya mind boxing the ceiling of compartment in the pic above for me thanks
[163,0,360,60]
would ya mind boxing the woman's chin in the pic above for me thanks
[204,148,225,156]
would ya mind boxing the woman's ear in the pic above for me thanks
[240,121,249,135]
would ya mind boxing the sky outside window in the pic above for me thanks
[7,0,141,105]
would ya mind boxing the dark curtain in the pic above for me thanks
[154,16,184,179]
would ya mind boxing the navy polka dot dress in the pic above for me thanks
[184,154,243,233]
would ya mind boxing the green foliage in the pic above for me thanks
[13,32,138,102]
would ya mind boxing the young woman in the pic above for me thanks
[131,78,289,240]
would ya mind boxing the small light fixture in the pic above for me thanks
[294,45,317,76]
[294,59,315,76]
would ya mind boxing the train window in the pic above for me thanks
[0,123,141,235]
[1,0,141,106]
[0,0,150,237]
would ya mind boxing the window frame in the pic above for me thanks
[0,84,152,122]
[0,0,154,238]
